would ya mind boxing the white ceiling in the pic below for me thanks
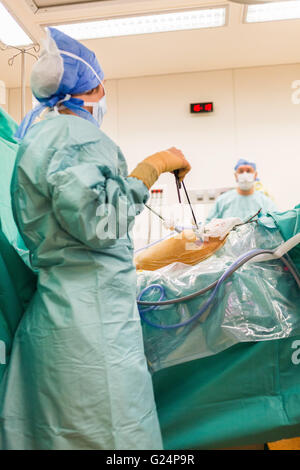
[1,0,300,88]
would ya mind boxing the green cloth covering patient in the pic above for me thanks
[270,204,300,273]
[150,206,300,449]
[138,203,300,449]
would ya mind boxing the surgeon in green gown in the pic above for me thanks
[206,159,277,223]
[0,28,191,450]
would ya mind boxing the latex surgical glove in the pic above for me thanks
[129,147,191,189]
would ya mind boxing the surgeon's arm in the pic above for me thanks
[129,147,191,189]
[47,151,149,251]
[266,198,278,213]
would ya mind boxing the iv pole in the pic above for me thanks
[0,43,40,120]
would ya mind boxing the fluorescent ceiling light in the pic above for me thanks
[0,2,32,46]
[246,0,300,23]
[52,7,227,40]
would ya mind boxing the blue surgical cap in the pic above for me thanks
[234,159,257,172]
[39,28,104,99]
[16,28,105,139]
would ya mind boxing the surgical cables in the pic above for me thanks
[137,248,300,330]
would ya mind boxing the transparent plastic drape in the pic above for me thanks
[137,224,300,372]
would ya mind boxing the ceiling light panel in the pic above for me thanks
[0,1,32,46]
[35,0,103,6]
[246,0,300,23]
[51,7,227,40]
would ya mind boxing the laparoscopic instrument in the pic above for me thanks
[144,204,182,234]
[174,170,199,230]
[145,171,200,236]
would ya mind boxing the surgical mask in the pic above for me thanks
[237,172,255,191]
[84,94,107,128]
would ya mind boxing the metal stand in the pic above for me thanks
[0,43,40,120]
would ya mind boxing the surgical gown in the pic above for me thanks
[0,111,163,450]
[206,188,277,223]
[0,107,28,258]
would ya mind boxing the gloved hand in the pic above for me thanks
[129,147,191,189]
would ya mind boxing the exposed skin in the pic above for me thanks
[59,83,105,116]
[235,164,257,196]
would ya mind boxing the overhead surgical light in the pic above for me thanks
[245,0,300,22]
[51,7,227,40]
[0,2,32,46]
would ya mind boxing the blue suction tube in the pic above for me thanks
[137,248,299,330]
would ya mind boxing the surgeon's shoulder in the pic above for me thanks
[216,188,236,202]
[256,190,278,209]
[255,190,274,203]
[26,113,117,151]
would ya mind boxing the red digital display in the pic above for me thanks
[190,102,213,114]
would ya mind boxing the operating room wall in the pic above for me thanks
[6,63,300,213]
[7,87,32,124]
[0,89,8,113]
[100,63,300,214]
